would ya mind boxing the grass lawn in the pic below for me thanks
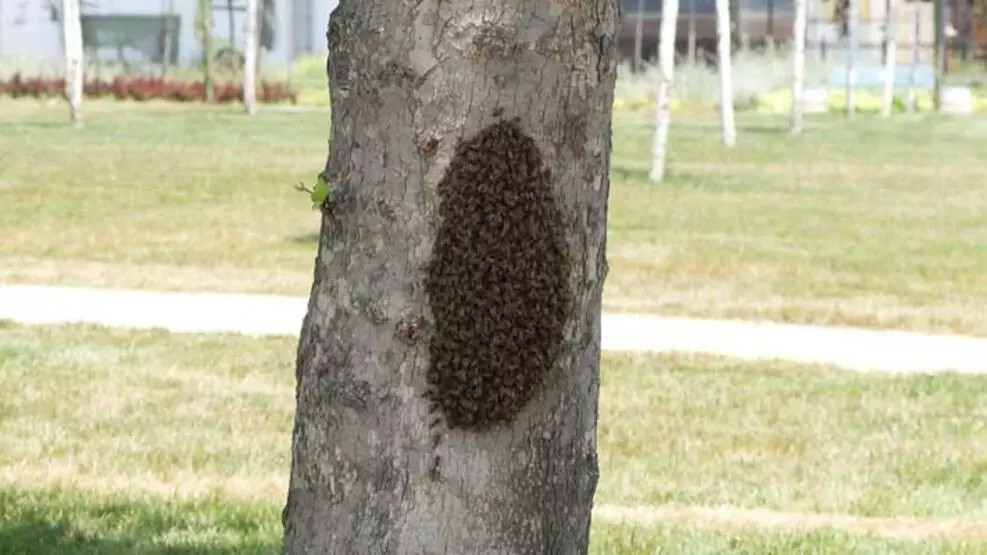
[2,99,987,336]
[1,322,985,553]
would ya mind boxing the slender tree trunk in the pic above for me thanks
[651,0,680,182]
[634,0,645,72]
[61,0,83,126]
[790,0,808,134]
[281,0,618,552]
[161,0,175,78]
[881,0,898,116]
[767,0,776,49]
[243,0,258,114]
[730,0,744,50]
[933,0,945,109]
[845,0,857,118]
[198,0,215,103]
[907,0,920,112]
[716,0,736,146]
[688,0,697,64]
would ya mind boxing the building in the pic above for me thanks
[0,0,338,68]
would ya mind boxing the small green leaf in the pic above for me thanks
[310,174,330,209]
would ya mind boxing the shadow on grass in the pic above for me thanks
[0,488,280,555]
[286,232,319,246]
[738,123,789,135]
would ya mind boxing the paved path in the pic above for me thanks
[2,284,986,374]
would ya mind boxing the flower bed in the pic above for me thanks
[0,74,297,104]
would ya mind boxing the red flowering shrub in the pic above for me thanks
[0,73,296,104]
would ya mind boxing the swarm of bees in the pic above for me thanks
[424,117,572,444]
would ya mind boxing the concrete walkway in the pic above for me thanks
[2,283,986,374]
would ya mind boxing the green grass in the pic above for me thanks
[0,323,984,552]
[2,99,987,336]
[3,491,984,555]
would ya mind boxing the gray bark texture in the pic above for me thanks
[281,0,618,553]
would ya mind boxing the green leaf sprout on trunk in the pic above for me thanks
[295,174,331,210]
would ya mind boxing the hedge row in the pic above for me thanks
[0,74,297,104]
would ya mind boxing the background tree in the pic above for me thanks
[195,0,215,103]
[280,0,618,552]
[845,0,858,117]
[61,0,83,126]
[687,0,698,63]
[933,0,945,109]
[907,0,921,112]
[881,0,898,117]
[716,0,736,146]
[651,0,680,182]
[242,0,258,115]
[790,0,808,134]
[634,0,645,72]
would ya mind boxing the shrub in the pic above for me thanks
[0,73,297,104]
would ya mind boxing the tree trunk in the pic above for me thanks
[933,0,945,109]
[688,0,697,64]
[281,0,618,552]
[198,0,215,103]
[730,0,744,51]
[61,0,83,126]
[634,0,645,72]
[161,0,175,78]
[907,1,920,112]
[243,0,258,114]
[716,0,736,146]
[651,0,679,182]
[881,0,898,117]
[845,0,857,118]
[790,0,807,134]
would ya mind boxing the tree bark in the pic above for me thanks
[907,1,920,112]
[281,0,618,552]
[716,0,735,146]
[197,0,215,103]
[845,0,858,118]
[790,0,807,134]
[634,0,646,72]
[243,0,259,114]
[61,0,83,126]
[881,0,898,117]
[933,0,945,109]
[687,0,697,64]
[651,0,679,183]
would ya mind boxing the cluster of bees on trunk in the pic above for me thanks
[423,116,572,478]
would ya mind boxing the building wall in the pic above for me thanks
[0,0,338,67]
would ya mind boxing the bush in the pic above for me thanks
[0,73,297,104]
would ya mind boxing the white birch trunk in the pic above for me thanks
[845,0,858,118]
[243,0,258,115]
[790,0,807,134]
[61,0,83,126]
[716,0,736,146]
[650,0,680,182]
[881,0,898,117]
[907,1,920,112]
